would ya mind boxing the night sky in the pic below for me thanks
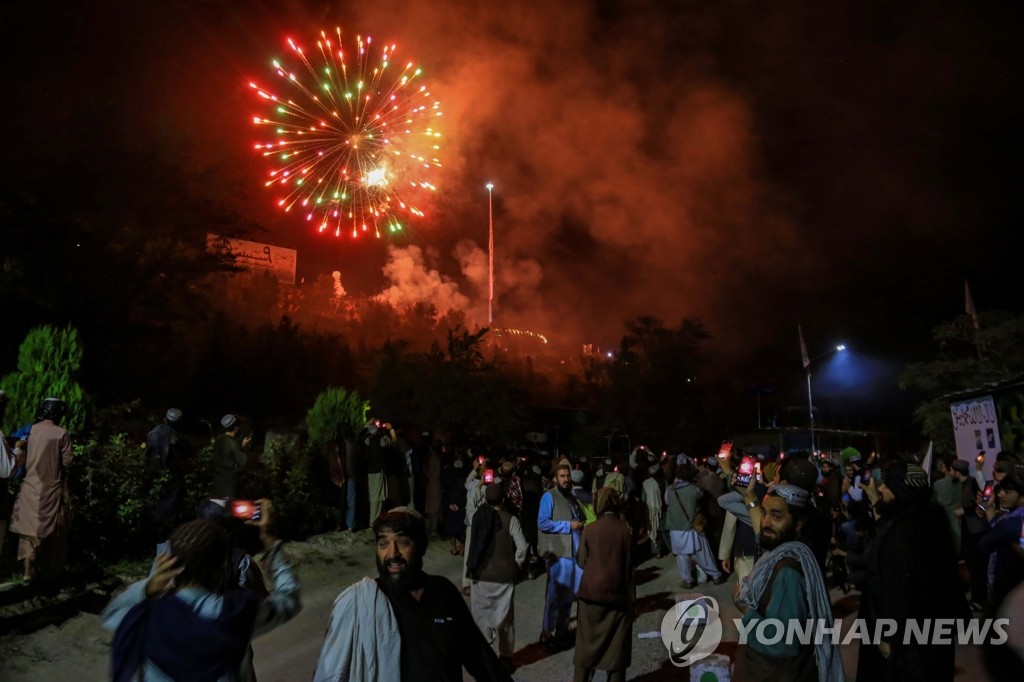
[4,0,1021,429]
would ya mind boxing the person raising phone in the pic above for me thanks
[102,499,301,682]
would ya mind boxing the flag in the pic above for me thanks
[964,279,979,329]
[922,441,933,484]
[798,324,810,369]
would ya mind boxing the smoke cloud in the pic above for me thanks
[342,1,813,352]
[378,245,468,317]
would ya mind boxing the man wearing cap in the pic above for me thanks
[314,507,511,681]
[818,458,842,509]
[146,408,185,533]
[10,398,74,586]
[212,414,250,499]
[537,459,584,649]
[857,461,968,682]
[733,483,845,682]
[466,484,527,670]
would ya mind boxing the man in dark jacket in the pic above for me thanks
[819,458,843,510]
[211,414,250,498]
[857,461,969,682]
[314,507,512,681]
[146,408,185,533]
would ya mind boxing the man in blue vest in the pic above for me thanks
[537,459,584,650]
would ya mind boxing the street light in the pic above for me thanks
[807,343,847,453]
[486,182,495,325]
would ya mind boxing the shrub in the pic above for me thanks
[258,437,337,538]
[1,324,89,434]
[68,433,159,564]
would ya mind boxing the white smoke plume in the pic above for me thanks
[378,245,469,317]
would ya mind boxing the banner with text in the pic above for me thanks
[950,395,1001,481]
[207,234,297,285]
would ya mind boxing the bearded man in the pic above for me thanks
[733,484,845,682]
[314,507,511,681]
[537,459,584,649]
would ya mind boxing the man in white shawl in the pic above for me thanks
[314,507,511,682]
[732,484,844,682]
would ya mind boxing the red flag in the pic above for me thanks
[965,279,979,329]
[799,325,810,369]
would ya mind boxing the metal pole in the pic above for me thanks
[807,370,815,453]
[487,184,494,325]
[756,391,762,429]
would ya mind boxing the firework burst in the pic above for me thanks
[250,29,442,238]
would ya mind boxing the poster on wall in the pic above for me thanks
[207,234,297,285]
[950,395,1001,481]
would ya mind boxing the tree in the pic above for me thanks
[604,316,710,447]
[1,324,89,433]
[368,327,524,443]
[419,327,524,442]
[901,311,1024,451]
[306,386,370,448]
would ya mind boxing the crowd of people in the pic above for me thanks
[3,394,1024,680]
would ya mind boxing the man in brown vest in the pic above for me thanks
[467,484,528,671]
[537,459,584,649]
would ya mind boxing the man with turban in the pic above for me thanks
[733,483,845,682]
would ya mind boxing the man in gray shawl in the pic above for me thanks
[732,483,844,682]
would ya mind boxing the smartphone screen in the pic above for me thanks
[735,456,755,487]
[484,468,494,484]
[231,500,261,521]
[718,441,734,460]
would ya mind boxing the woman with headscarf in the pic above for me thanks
[573,487,634,682]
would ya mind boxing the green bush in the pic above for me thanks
[305,386,370,448]
[1,324,89,434]
[69,433,160,563]
[259,437,337,538]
